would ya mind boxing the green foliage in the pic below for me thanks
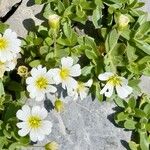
[0,0,149,149]
[24,1,150,148]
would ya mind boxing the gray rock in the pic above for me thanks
[139,76,150,96]
[0,0,21,17]
[140,0,150,13]
[6,0,43,37]
[31,97,131,150]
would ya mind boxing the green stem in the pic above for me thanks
[53,30,57,58]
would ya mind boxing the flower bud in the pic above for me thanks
[54,99,64,112]
[17,66,28,77]
[118,14,130,29]
[45,141,59,150]
[48,14,60,30]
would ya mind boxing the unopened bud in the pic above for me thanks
[45,141,59,150]
[118,14,130,30]
[48,14,60,30]
[54,99,64,112]
[17,66,28,77]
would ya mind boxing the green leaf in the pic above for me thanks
[105,29,119,52]
[9,142,23,150]
[126,43,138,62]
[92,6,102,28]
[29,60,41,67]
[55,48,70,58]
[114,98,127,108]
[139,131,149,150]
[81,65,93,76]
[85,50,97,60]
[7,81,23,92]
[129,141,139,150]
[4,103,20,122]
[134,108,146,118]
[128,98,136,109]
[0,80,5,97]
[124,119,136,130]
[0,22,9,33]
[116,112,128,122]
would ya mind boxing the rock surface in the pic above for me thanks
[29,97,131,150]
[6,0,43,37]
[3,0,150,150]
[0,0,21,17]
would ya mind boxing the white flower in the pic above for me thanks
[0,29,21,62]
[98,72,133,99]
[0,54,21,78]
[50,57,81,92]
[70,79,93,100]
[16,105,52,142]
[26,65,57,101]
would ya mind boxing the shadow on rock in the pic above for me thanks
[27,0,35,6]
[120,140,130,150]
[23,18,36,33]
[107,106,123,128]
[44,98,54,112]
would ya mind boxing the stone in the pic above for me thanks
[0,0,21,18]
[139,76,150,95]
[27,96,131,150]
[6,0,43,37]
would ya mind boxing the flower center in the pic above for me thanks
[36,76,48,89]
[108,75,121,86]
[60,68,70,80]
[0,38,8,50]
[28,116,42,129]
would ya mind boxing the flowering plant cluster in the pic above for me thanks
[0,0,150,149]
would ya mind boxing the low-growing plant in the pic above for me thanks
[0,0,150,149]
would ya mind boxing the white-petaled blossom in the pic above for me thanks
[98,72,133,99]
[0,54,21,78]
[26,65,57,101]
[16,105,52,142]
[0,29,21,62]
[50,57,81,92]
[70,79,93,100]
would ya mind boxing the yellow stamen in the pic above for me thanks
[0,38,8,50]
[60,68,69,80]
[108,75,121,86]
[36,77,48,89]
[28,116,41,129]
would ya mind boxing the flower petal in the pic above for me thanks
[30,129,38,142]
[40,121,52,135]
[100,83,114,98]
[47,85,57,93]
[66,77,77,89]
[31,106,48,119]
[79,90,88,100]
[61,57,73,68]
[84,79,93,87]
[70,64,81,77]
[16,105,31,121]
[116,85,133,99]
[18,126,30,137]
[98,72,114,81]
